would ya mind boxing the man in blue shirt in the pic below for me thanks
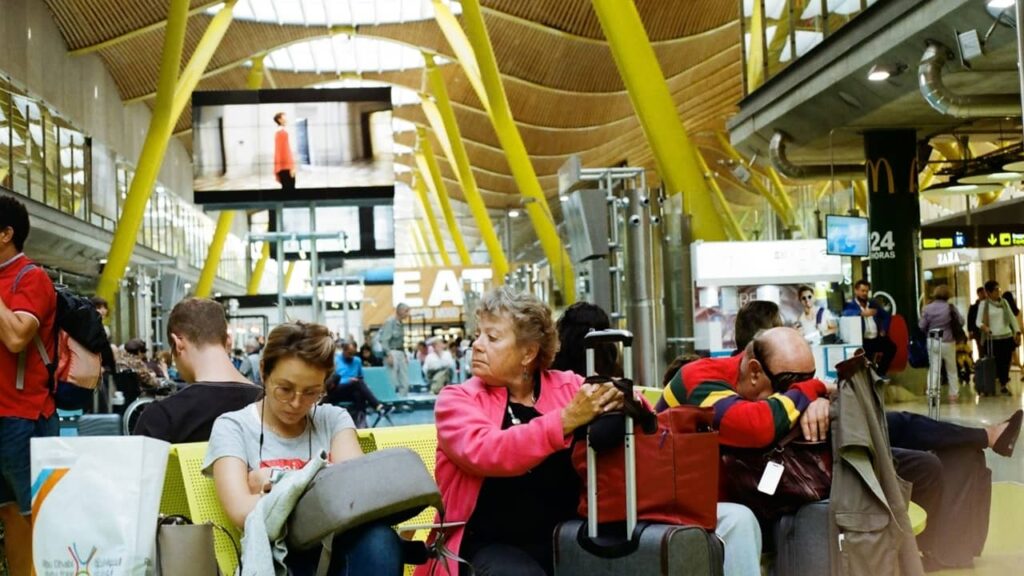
[842,279,896,377]
[325,341,389,427]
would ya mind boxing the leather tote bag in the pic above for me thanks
[719,426,832,522]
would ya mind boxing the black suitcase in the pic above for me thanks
[975,339,997,395]
[553,330,724,576]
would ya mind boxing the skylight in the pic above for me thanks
[265,36,430,74]
[214,0,462,27]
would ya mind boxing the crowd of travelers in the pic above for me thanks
[3,192,1024,575]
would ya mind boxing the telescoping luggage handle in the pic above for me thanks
[583,329,636,540]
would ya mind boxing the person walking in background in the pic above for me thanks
[1004,291,1022,371]
[843,279,896,378]
[919,285,965,402]
[975,280,1022,396]
[379,303,411,397]
[967,286,987,358]
[273,112,296,190]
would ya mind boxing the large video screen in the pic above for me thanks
[825,215,869,257]
[192,88,394,206]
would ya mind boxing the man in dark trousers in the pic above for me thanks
[842,279,897,377]
[966,286,987,358]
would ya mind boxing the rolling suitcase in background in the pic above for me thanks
[975,339,997,396]
[553,329,724,576]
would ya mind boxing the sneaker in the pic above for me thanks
[378,404,396,417]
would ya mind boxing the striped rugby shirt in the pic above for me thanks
[660,353,828,449]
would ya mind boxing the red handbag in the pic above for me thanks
[571,405,719,530]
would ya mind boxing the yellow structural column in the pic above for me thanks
[421,58,508,282]
[415,220,441,266]
[446,0,576,302]
[412,171,452,266]
[416,127,471,265]
[197,55,263,298]
[590,0,728,243]
[96,0,194,304]
[696,151,746,241]
[247,242,271,295]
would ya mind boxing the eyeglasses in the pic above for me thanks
[269,384,325,405]
[800,295,815,301]
[752,341,817,393]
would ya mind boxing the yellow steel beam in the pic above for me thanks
[590,0,728,243]
[171,1,239,121]
[96,0,192,305]
[195,210,235,297]
[421,57,508,282]
[746,0,766,91]
[247,242,271,295]
[814,181,833,202]
[443,0,575,302]
[766,167,797,218]
[68,0,224,56]
[416,220,440,266]
[283,260,296,291]
[412,170,452,266]
[246,54,266,90]
[409,225,426,268]
[415,128,471,265]
[696,150,746,241]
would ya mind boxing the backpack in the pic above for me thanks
[13,264,113,409]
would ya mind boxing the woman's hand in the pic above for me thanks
[561,382,624,436]
[248,468,273,495]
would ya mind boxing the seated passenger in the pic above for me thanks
[205,321,402,576]
[133,298,261,442]
[554,301,763,576]
[117,338,159,390]
[324,341,389,428]
[417,287,623,576]
[422,337,455,394]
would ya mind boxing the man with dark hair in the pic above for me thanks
[133,298,261,443]
[0,195,57,575]
[273,112,296,190]
[733,300,783,351]
[842,279,896,377]
[88,295,109,319]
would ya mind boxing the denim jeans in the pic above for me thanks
[284,522,403,576]
[0,413,59,514]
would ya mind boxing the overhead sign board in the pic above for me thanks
[691,239,842,287]
[921,225,1024,250]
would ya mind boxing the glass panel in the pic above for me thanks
[0,84,11,190]
[373,204,395,250]
[41,109,59,209]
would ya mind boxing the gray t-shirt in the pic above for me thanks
[203,402,355,475]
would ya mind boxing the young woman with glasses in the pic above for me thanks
[204,321,403,576]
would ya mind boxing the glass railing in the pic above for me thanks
[0,73,245,285]
[741,0,879,94]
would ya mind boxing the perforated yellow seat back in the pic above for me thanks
[172,442,242,575]
[368,425,440,529]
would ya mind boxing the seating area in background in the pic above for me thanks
[162,425,441,575]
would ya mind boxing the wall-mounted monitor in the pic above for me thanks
[192,88,394,207]
[825,215,869,257]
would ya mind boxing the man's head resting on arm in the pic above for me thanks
[737,327,817,401]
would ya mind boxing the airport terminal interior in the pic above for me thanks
[3,0,1024,574]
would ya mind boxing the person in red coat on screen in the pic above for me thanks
[273,112,296,190]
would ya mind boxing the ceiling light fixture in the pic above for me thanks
[867,65,890,81]
[958,171,1024,184]
[508,209,521,218]
[921,180,1003,196]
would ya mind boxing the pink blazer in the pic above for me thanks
[415,369,584,575]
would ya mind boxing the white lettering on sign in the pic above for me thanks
[395,268,494,309]
[393,270,424,307]
[937,251,961,266]
[427,270,464,307]
[870,230,897,260]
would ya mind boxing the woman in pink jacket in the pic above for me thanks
[417,287,622,576]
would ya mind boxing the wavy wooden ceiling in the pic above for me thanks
[41,0,749,228]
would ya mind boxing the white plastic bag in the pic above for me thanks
[31,436,170,576]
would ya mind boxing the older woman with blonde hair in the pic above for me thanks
[417,287,623,576]
[920,284,966,401]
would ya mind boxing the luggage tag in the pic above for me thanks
[757,461,785,495]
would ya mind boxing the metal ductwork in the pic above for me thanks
[768,131,864,181]
[918,41,1019,118]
